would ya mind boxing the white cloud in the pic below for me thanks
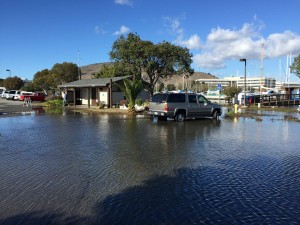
[176,34,202,50]
[162,14,300,70]
[266,31,300,57]
[113,25,130,36]
[163,15,202,50]
[163,16,184,38]
[94,26,106,35]
[193,54,225,69]
[192,23,300,70]
[115,0,133,6]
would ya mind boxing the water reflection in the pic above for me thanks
[0,114,300,224]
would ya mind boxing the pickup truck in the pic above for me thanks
[149,92,222,122]
[19,92,45,102]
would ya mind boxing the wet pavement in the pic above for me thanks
[0,98,43,116]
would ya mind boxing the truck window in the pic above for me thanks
[151,94,168,103]
[168,94,185,103]
[197,95,208,104]
[188,95,197,103]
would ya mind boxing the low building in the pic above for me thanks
[58,76,150,108]
[196,76,276,91]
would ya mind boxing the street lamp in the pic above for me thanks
[239,59,247,106]
[6,69,11,90]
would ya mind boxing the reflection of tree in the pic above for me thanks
[2,156,300,225]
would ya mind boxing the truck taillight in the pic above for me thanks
[164,103,168,111]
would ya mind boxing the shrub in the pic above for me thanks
[135,99,144,106]
[43,99,63,109]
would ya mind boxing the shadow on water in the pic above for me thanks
[1,155,300,225]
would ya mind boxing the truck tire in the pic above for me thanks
[175,112,185,122]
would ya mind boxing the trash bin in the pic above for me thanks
[258,103,261,108]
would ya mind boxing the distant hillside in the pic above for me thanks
[159,72,218,89]
[80,62,113,79]
[80,63,219,87]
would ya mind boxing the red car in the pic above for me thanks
[19,92,45,102]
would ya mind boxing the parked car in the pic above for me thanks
[6,90,21,100]
[1,90,9,98]
[148,92,222,121]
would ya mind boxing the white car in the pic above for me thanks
[6,90,21,100]
[1,90,9,98]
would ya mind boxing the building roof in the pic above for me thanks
[58,76,132,88]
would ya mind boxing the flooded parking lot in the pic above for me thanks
[0,112,300,224]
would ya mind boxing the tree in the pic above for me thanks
[95,63,131,78]
[51,62,79,85]
[143,41,194,95]
[21,82,38,92]
[117,79,143,113]
[109,33,194,96]
[33,69,54,93]
[110,33,148,79]
[166,83,176,91]
[2,76,24,90]
[222,86,241,102]
[158,83,165,92]
[32,62,79,93]
[291,54,300,79]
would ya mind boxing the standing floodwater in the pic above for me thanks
[0,113,300,224]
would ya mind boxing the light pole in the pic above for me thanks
[239,59,247,106]
[6,69,11,90]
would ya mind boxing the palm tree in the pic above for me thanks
[118,79,143,113]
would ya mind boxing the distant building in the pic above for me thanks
[196,76,276,91]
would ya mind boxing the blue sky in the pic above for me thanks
[1,0,300,83]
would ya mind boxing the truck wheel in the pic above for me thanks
[175,113,185,122]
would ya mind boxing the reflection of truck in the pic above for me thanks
[19,92,45,102]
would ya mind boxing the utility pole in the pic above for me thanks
[6,69,11,90]
[77,50,81,80]
[260,43,264,95]
[240,59,247,106]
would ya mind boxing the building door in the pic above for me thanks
[100,91,108,104]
